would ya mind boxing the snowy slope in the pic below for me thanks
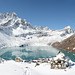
[0,12,75,48]
[0,59,75,75]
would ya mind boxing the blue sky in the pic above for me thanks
[0,0,75,30]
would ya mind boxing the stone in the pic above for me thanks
[15,57,23,62]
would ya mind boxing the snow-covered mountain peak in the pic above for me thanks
[0,12,33,29]
[0,12,17,20]
[64,26,71,29]
[60,26,75,34]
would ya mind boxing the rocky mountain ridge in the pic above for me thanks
[52,34,75,52]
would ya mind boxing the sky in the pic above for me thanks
[0,0,75,30]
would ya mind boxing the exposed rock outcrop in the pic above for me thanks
[52,34,75,52]
[15,57,23,62]
[50,51,69,69]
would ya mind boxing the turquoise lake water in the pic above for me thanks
[0,46,75,61]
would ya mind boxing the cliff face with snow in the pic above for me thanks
[0,12,75,48]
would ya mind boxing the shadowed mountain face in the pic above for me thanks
[52,34,75,52]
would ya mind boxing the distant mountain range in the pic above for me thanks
[0,12,75,49]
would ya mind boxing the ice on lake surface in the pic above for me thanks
[0,46,75,61]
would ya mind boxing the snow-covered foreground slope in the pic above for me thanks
[0,51,75,75]
[0,60,75,75]
[0,12,75,48]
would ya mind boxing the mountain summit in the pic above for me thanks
[64,26,71,29]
